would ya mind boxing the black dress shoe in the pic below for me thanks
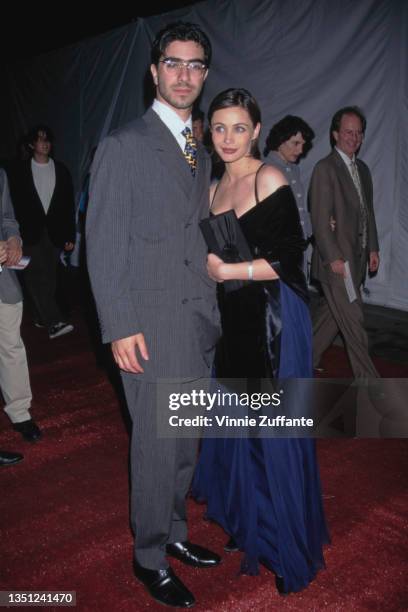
[166,541,221,568]
[224,537,239,553]
[13,419,42,443]
[133,559,195,608]
[0,450,24,466]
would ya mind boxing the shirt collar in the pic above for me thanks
[335,146,355,167]
[152,99,192,140]
[270,151,294,168]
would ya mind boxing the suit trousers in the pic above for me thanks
[312,278,379,378]
[23,230,63,327]
[121,374,200,570]
[0,301,32,423]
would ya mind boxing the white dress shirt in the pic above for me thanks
[152,99,192,152]
[335,146,356,175]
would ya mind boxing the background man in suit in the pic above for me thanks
[0,169,41,444]
[309,106,379,378]
[86,23,220,608]
[8,125,76,340]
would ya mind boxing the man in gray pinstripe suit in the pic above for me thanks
[86,23,220,608]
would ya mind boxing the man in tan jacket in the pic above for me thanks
[309,106,379,378]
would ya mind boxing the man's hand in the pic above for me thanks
[0,241,8,264]
[64,242,75,251]
[111,333,149,374]
[369,251,380,273]
[5,236,22,267]
[330,259,346,277]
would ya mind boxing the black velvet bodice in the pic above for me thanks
[238,185,308,303]
[214,185,308,379]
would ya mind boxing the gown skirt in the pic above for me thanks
[192,281,330,593]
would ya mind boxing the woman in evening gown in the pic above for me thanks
[192,88,330,595]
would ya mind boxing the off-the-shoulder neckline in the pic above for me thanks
[209,185,291,220]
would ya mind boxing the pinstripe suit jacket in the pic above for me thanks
[86,108,220,382]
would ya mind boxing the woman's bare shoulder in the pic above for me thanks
[256,163,288,201]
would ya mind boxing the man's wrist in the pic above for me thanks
[7,236,22,246]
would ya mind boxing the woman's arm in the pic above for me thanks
[206,166,289,282]
[207,253,279,282]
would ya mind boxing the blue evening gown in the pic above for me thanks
[192,182,330,594]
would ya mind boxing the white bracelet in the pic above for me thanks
[248,261,254,281]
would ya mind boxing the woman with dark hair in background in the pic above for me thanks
[193,88,329,595]
[263,115,315,277]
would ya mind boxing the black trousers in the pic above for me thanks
[23,230,63,327]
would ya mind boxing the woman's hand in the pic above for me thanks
[207,253,226,282]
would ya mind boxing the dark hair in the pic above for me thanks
[208,88,261,159]
[27,124,54,146]
[151,21,212,67]
[263,115,314,156]
[192,108,204,122]
[330,106,366,147]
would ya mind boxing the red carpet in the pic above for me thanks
[1,310,407,611]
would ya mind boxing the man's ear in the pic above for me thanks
[150,64,158,86]
[332,131,339,144]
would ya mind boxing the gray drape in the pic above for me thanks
[2,0,407,310]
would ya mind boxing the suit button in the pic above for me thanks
[184,259,191,266]
[181,298,189,304]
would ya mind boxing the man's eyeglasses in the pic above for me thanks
[159,57,207,74]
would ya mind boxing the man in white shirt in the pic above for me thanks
[309,106,380,377]
[86,22,220,608]
[8,125,76,339]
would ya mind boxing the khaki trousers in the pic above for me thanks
[313,280,379,378]
[0,301,32,423]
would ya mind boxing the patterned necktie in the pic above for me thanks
[182,127,197,176]
[350,160,368,249]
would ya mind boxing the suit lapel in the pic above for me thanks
[47,161,58,214]
[355,159,369,207]
[331,150,362,211]
[142,108,194,203]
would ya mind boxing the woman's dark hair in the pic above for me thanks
[208,88,261,159]
[27,124,54,147]
[263,115,314,156]
[151,21,212,67]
